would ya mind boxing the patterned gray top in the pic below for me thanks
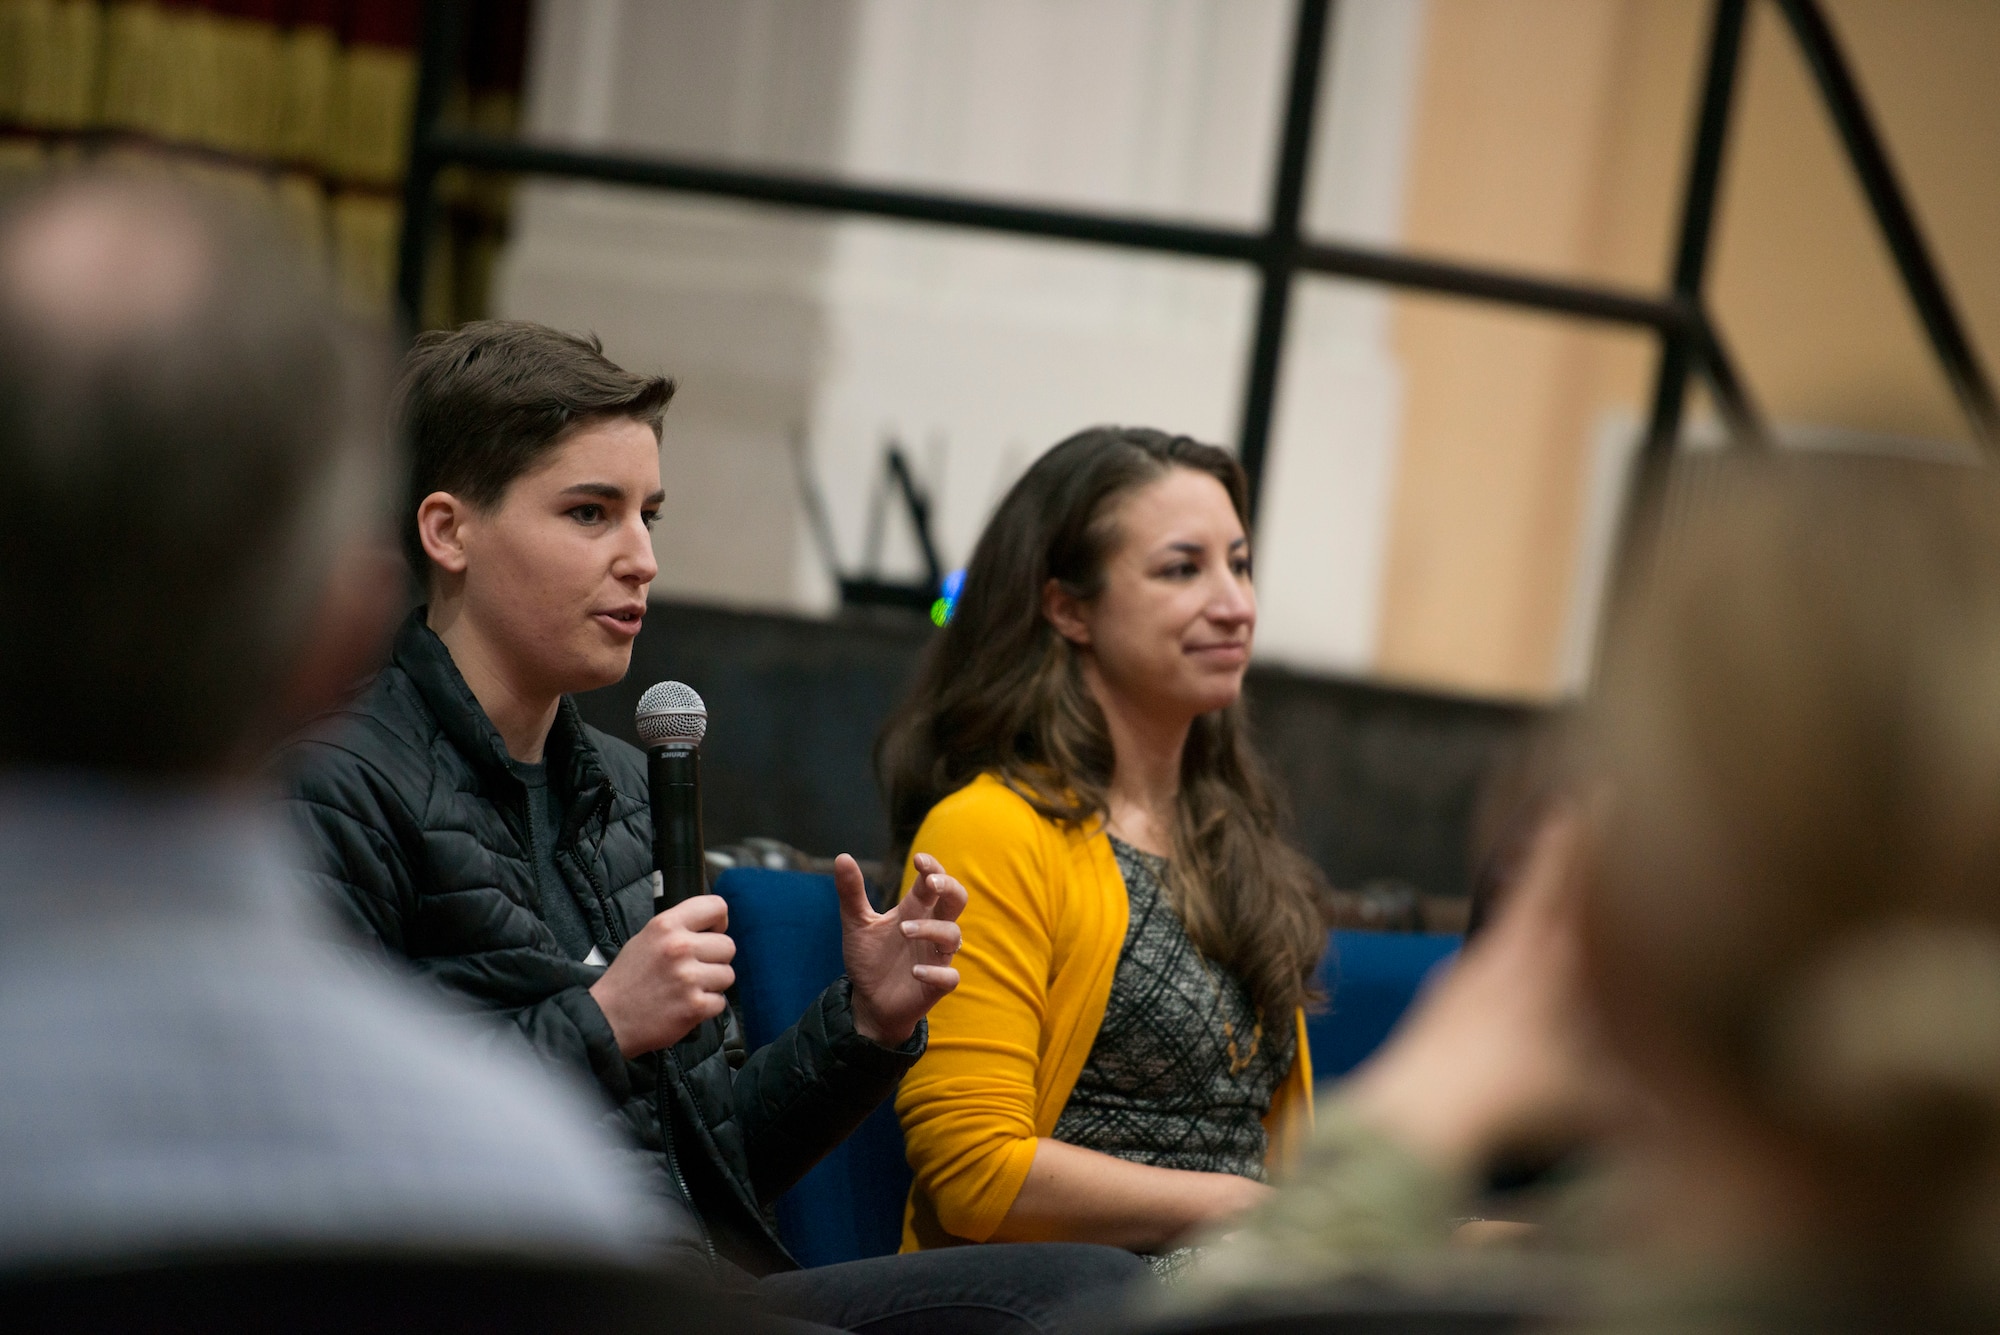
[1051,836,1293,1183]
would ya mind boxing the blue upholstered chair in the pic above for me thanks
[1306,930,1461,1080]
[714,867,912,1267]
[716,865,1461,1267]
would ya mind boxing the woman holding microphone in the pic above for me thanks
[880,426,1329,1276]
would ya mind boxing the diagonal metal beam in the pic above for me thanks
[1640,0,1755,485]
[1601,0,1762,675]
[1688,305,1766,446]
[1773,0,2000,451]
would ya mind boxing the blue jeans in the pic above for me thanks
[754,1242,1148,1335]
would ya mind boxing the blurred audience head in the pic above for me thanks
[0,171,395,779]
[1587,452,2000,1293]
[880,424,1328,1020]
[394,320,674,586]
[1466,712,1576,939]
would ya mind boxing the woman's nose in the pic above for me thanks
[1208,570,1255,625]
[616,515,659,584]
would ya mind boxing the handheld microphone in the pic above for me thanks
[635,680,746,1066]
[635,681,708,909]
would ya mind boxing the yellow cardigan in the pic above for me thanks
[895,773,1314,1251]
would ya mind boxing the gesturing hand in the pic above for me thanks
[588,893,737,1058]
[838,852,967,1047]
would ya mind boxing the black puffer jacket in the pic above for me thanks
[279,612,921,1275]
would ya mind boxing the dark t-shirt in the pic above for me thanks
[512,760,598,962]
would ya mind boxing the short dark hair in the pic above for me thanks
[0,172,386,776]
[394,321,675,576]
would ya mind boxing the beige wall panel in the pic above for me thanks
[1376,0,1689,698]
[1379,297,1656,699]
[1363,0,1698,286]
[1373,0,2000,700]
[1707,0,2000,441]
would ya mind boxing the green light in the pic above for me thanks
[930,597,951,627]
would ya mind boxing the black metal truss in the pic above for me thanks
[398,0,1996,538]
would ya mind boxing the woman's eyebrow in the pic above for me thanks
[559,483,667,506]
[1156,537,1248,557]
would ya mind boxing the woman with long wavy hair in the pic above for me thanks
[880,426,1330,1273]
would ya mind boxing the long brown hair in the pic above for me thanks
[877,426,1329,1018]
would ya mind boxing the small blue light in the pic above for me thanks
[942,568,966,600]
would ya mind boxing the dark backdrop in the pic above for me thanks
[575,601,1541,901]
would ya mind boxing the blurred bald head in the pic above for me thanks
[0,173,391,776]
[3,178,213,345]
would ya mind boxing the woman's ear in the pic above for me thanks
[1042,577,1092,648]
[416,491,472,575]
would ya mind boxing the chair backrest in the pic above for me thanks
[0,1251,727,1335]
[714,867,912,1267]
[1123,1284,1551,1335]
[717,867,1463,1265]
[1307,930,1461,1080]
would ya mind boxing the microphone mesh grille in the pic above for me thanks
[635,680,707,747]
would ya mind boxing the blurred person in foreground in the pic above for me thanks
[1172,453,2000,1331]
[279,320,1143,1333]
[879,427,1329,1276]
[0,176,671,1274]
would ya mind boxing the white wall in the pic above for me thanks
[501,0,859,609]
[498,0,1427,672]
[1255,0,1423,670]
